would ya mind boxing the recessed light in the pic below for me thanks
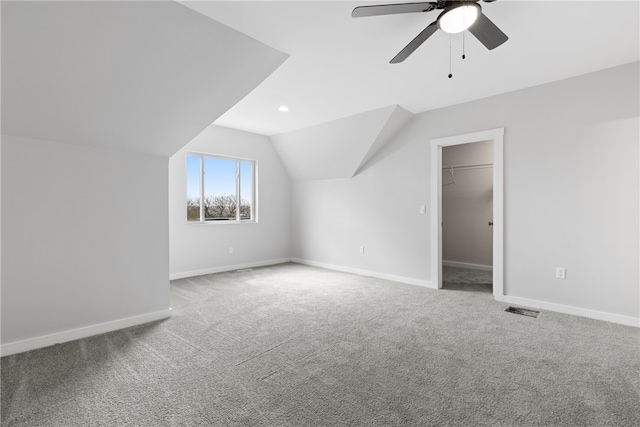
[278,105,289,112]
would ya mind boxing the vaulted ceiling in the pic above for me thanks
[271,105,413,180]
[183,1,640,136]
[2,1,638,181]
[1,1,287,157]
[182,0,639,181]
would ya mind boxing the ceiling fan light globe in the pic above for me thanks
[438,3,480,34]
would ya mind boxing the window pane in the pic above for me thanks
[239,161,253,220]
[186,155,201,221]
[203,157,237,220]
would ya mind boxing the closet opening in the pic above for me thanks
[441,141,494,294]
[430,128,504,301]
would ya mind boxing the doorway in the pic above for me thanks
[442,140,494,293]
[430,128,504,301]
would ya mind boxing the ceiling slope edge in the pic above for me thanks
[270,105,408,182]
[1,1,288,158]
[351,106,414,178]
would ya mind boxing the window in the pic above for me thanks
[186,153,256,222]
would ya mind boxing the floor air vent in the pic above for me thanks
[505,306,540,318]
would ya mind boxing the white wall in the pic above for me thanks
[169,126,290,278]
[291,62,639,321]
[291,132,431,286]
[1,136,171,354]
[442,140,493,269]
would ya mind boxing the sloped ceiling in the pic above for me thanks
[181,1,639,136]
[270,105,413,181]
[1,1,287,157]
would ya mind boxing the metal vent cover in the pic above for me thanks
[505,306,540,318]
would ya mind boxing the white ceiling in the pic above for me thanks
[182,0,640,136]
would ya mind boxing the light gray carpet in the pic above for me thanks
[2,263,639,426]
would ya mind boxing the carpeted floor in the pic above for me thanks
[2,263,639,426]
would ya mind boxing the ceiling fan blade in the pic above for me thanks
[468,12,508,50]
[352,2,437,18]
[390,21,439,64]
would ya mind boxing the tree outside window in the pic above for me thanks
[186,153,255,222]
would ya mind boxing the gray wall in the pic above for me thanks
[1,136,170,347]
[169,125,291,278]
[442,140,494,269]
[291,62,639,319]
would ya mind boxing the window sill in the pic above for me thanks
[187,220,258,225]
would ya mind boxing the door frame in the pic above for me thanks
[430,128,504,300]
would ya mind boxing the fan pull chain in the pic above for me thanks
[448,33,453,78]
[462,31,466,60]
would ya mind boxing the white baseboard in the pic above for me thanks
[290,258,434,289]
[290,259,637,327]
[0,308,172,357]
[169,258,291,280]
[443,260,493,271]
[502,296,639,328]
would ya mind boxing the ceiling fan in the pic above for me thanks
[352,0,508,64]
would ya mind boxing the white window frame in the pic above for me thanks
[186,152,257,223]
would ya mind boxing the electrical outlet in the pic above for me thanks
[359,246,365,254]
[555,267,566,279]
[419,205,426,214]
[229,247,234,254]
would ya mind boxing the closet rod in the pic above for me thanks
[443,163,493,172]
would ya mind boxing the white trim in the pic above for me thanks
[0,308,172,357]
[430,128,504,301]
[186,220,257,225]
[236,160,241,221]
[442,260,493,271]
[169,258,291,280]
[290,258,434,289]
[186,152,257,223]
[430,140,442,290]
[186,150,255,163]
[502,296,639,328]
[199,155,204,221]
